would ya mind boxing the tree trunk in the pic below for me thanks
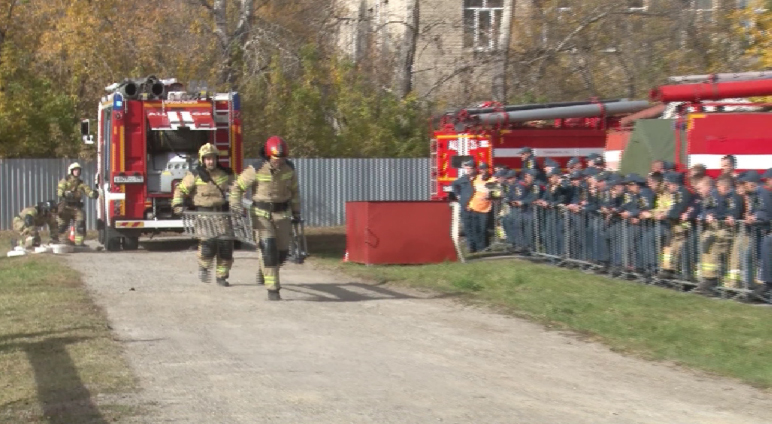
[212,0,253,89]
[492,0,514,102]
[395,0,419,99]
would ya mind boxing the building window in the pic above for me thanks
[690,0,716,23]
[463,0,504,51]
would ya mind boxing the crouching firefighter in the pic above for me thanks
[172,143,236,287]
[57,163,99,246]
[13,200,60,249]
[229,136,301,301]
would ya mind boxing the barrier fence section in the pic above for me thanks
[1,158,431,231]
[452,200,770,305]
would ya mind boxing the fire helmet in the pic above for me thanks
[68,162,82,174]
[38,200,58,214]
[264,136,288,158]
[198,143,220,162]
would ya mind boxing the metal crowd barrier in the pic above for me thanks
[449,200,770,305]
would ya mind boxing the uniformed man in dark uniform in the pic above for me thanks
[754,168,772,300]
[450,159,477,252]
[535,168,570,257]
[566,157,583,175]
[510,169,541,254]
[603,174,628,276]
[584,171,609,272]
[565,170,588,263]
[621,173,655,279]
[519,147,544,182]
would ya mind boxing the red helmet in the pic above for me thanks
[264,136,289,158]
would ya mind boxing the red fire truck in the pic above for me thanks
[429,99,651,200]
[606,72,772,178]
[81,76,243,251]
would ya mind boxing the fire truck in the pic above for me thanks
[81,76,243,251]
[429,99,651,200]
[606,72,772,178]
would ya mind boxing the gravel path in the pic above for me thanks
[66,239,772,424]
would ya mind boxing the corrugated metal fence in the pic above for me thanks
[0,158,431,230]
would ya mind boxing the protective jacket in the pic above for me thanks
[229,159,301,217]
[173,166,234,209]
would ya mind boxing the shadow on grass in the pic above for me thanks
[1,335,107,424]
[283,281,459,303]
[305,231,347,261]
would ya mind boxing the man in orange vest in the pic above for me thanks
[466,162,498,253]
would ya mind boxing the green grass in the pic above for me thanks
[0,233,141,423]
[307,227,772,388]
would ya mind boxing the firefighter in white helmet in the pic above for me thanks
[172,143,236,287]
[230,136,301,301]
[56,162,99,246]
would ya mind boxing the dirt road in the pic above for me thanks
[66,239,772,424]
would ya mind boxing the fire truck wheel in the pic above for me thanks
[124,236,140,251]
[102,227,121,252]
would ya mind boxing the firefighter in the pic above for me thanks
[450,159,477,252]
[725,171,768,290]
[492,169,511,243]
[56,162,99,246]
[696,175,741,296]
[12,200,59,249]
[657,172,692,280]
[172,143,236,287]
[229,136,301,301]
[502,170,519,246]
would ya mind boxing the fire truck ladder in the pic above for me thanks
[430,137,438,199]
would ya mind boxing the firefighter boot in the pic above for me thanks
[198,266,210,284]
[256,270,265,285]
[267,289,281,301]
[216,277,230,287]
[695,278,718,297]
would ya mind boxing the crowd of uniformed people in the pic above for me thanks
[450,147,772,302]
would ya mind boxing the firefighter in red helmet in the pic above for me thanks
[230,136,301,301]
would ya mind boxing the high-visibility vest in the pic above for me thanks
[468,175,496,213]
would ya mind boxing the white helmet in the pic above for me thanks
[68,162,82,174]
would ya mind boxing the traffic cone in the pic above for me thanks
[69,224,76,243]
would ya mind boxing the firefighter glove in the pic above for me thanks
[89,190,99,199]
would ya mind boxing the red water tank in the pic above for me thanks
[345,201,458,265]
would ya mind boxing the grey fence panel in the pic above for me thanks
[2,158,431,230]
[0,159,98,231]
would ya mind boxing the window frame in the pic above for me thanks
[463,0,505,52]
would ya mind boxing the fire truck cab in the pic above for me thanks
[81,76,243,251]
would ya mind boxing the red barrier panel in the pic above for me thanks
[345,201,458,265]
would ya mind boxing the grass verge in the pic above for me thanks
[0,232,140,423]
[305,227,772,389]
